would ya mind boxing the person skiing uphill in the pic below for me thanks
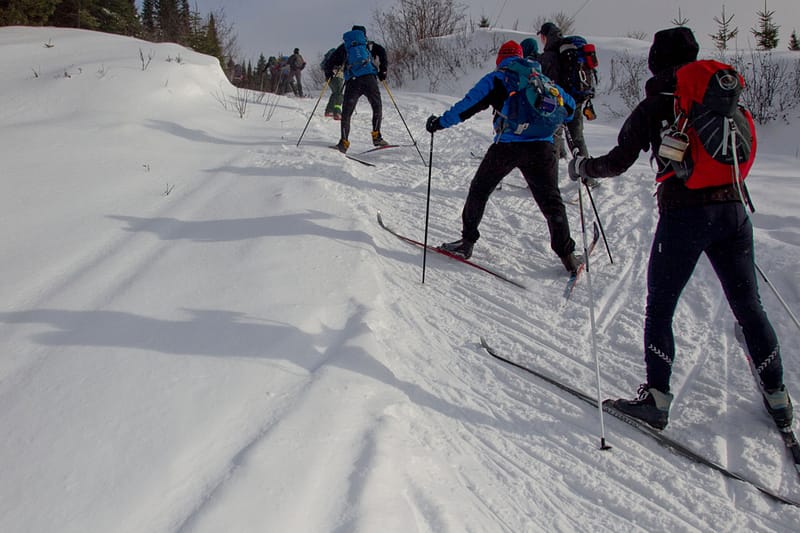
[426,40,582,275]
[569,26,793,431]
[321,47,344,119]
[520,37,540,62]
[287,47,306,97]
[538,22,599,189]
[323,25,389,153]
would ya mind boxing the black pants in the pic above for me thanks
[461,141,575,258]
[340,74,382,141]
[644,202,782,392]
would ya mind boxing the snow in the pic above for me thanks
[1,26,799,532]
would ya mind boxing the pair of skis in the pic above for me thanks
[377,212,597,297]
[478,336,800,508]
[328,144,409,166]
[377,212,527,289]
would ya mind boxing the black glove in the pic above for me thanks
[324,70,333,81]
[378,71,387,81]
[568,155,588,182]
[426,115,443,134]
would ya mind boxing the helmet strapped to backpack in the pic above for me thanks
[656,59,756,189]
[495,58,570,139]
[558,35,599,103]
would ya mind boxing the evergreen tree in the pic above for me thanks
[671,7,689,27]
[156,0,181,43]
[48,0,88,28]
[141,0,156,39]
[751,0,779,50]
[0,0,60,25]
[178,0,191,43]
[789,30,800,51]
[196,13,222,65]
[94,0,139,35]
[710,5,738,51]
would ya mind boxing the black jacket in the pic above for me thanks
[583,27,741,211]
[538,35,562,83]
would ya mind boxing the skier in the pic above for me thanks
[287,48,306,97]
[520,37,540,62]
[323,25,389,153]
[321,47,344,120]
[538,22,598,188]
[425,40,582,275]
[569,26,793,431]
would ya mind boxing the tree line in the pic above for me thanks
[0,0,234,67]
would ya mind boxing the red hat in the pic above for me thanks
[496,40,523,65]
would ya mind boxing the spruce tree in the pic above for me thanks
[671,7,689,27]
[1,0,61,25]
[710,5,738,51]
[141,0,156,39]
[156,0,181,43]
[751,0,779,50]
[94,0,139,36]
[789,30,800,51]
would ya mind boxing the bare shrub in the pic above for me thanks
[373,0,468,87]
[605,50,649,114]
[729,50,800,124]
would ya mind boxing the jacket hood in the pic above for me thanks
[648,27,699,75]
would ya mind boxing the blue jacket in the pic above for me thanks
[439,57,575,143]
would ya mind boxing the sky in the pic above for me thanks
[2,25,800,532]
[158,0,800,62]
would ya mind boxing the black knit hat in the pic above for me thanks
[537,22,561,39]
[648,27,699,74]
[352,25,367,36]
[293,48,299,54]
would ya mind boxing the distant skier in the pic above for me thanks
[425,40,582,276]
[287,48,306,97]
[569,26,793,431]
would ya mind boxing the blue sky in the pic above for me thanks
[139,1,800,62]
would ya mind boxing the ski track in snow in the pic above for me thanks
[2,28,799,532]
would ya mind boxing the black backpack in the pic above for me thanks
[558,35,598,103]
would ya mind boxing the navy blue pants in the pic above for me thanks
[644,202,782,392]
[460,141,575,258]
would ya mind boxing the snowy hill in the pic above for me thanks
[1,26,799,532]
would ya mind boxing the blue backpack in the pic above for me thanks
[496,58,570,139]
[342,29,377,80]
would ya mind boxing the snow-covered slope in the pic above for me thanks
[1,26,799,532]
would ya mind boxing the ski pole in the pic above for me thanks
[563,127,613,264]
[296,72,334,147]
[382,79,428,166]
[422,131,435,284]
[574,148,611,451]
[583,182,613,264]
[729,119,800,333]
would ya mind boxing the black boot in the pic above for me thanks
[439,239,474,259]
[763,385,794,428]
[611,384,673,430]
[560,252,584,276]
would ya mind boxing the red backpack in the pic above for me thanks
[656,60,757,189]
